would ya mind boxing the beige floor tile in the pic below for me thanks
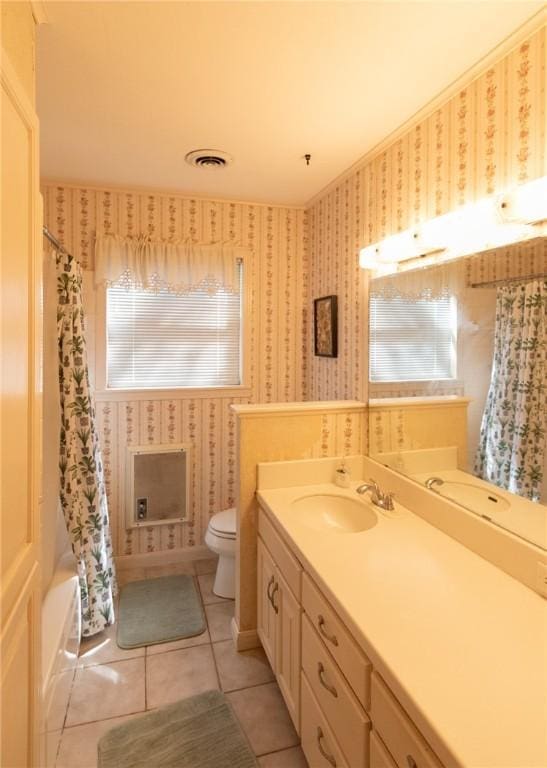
[258,746,309,768]
[78,622,145,668]
[193,557,218,575]
[205,601,234,643]
[213,639,274,692]
[66,658,145,727]
[227,682,299,756]
[47,668,75,731]
[56,714,135,768]
[146,644,219,709]
[45,728,61,768]
[144,562,195,578]
[197,572,232,604]
[146,628,211,656]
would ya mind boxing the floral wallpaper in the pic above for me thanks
[306,28,545,400]
[42,186,308,555]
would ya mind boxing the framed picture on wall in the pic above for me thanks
[314,295,338,358]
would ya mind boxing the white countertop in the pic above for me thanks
[257,482,547,768]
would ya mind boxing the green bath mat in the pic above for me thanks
[117,575,205,649]
[97,690,258,768]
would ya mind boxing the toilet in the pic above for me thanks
[205,508,236,599]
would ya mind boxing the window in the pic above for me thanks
[369,294,457,382]
[106,264,242,389]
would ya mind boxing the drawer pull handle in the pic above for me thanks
[317,615,338,647]
[271,582,279,614]
[317,662,338,698]
[266,575,275,605]
[317,726,337,767]
[406,757,418,768]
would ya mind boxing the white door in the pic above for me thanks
[1,50,42,767]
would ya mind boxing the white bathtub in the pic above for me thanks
[41,548,81,767]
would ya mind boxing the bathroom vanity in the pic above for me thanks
[255,456,547,768]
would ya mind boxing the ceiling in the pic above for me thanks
[37,1,543,206]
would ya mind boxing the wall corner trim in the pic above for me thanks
[230,617,260,651]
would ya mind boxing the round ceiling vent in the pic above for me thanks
[185,149,233,168]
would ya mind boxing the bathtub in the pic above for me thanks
[41,548,81,767]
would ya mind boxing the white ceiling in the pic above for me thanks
[37,1,543,206]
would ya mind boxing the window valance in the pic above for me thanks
[94,234,247,294]
[370,259,466,301]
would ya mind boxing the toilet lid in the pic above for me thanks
[210,508,236,536]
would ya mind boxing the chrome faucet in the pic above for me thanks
[356,479,395,511]
[425,476,444,490]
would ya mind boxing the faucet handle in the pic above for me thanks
[382,491,396,511]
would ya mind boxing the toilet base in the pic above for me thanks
[212,554,235,599]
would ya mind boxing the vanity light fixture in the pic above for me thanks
[360,175,546,276]
[498,176,547,225]
[359,230,445,271]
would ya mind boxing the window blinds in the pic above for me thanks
[369,295,457,382]
[107,277,242,389]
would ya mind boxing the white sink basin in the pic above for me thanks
[291,493,377,533]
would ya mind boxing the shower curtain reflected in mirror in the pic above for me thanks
[475,278,547,502]
[56,247,117,636]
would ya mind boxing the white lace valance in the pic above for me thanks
[370,259,466,301]
[94,234,248,294]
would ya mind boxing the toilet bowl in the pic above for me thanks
[205,508,236,599]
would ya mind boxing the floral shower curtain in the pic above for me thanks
[56,248,117,637]
[475,278,547,501]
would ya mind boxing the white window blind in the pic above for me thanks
[369,295,457,382]
[107,269,242,389]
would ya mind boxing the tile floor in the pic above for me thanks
[54,558,308,768]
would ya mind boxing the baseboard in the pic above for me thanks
[230,617,260,651]
[115,545,212,570]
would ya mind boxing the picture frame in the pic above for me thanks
[314,295,338,358]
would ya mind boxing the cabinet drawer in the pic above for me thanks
[301,673,350,768]
[370,730,398,768]
[302,615,370,768]
[371,673,443,768]
[302,573,371,709]
[258,508,302,600]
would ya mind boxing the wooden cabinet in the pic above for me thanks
[256,527,302,732]
[256,504,445,768]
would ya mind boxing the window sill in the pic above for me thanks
[94,385,252,402]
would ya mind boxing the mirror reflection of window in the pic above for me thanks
[369,294,457,383]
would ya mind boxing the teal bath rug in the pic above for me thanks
[97,690,259,768]
[117,575,206,649]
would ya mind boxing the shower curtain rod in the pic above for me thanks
[471,272,546,288]
[43,225,67,253]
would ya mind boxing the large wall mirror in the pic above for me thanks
[367,236,546,551]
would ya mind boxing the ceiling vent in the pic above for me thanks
[185,149,232,168]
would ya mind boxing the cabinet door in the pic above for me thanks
[275,569,301,733]
[256,537,277,668]
[371,730,398,768]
